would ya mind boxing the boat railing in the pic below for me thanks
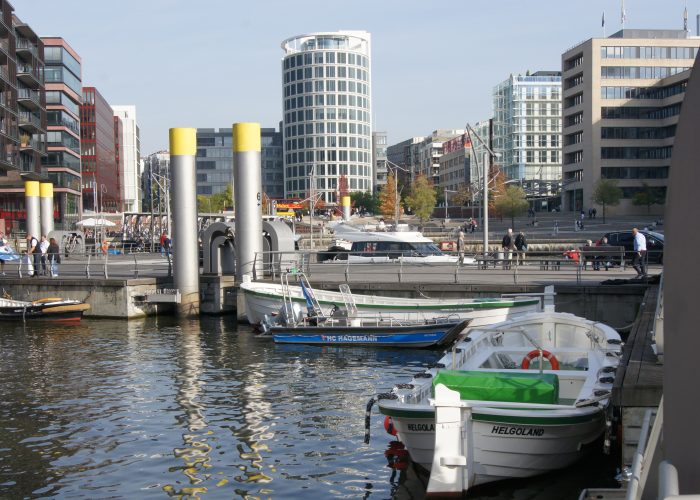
[253,249,660,286]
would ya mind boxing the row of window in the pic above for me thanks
[286,150,371,163]
[41,150,80,171]
[511,119,562,132]
[601,125,676,140]
[600,81,687,100]
[285,135,371,150]
[512,134,561,148]
[284,51,369,70]
[509,103,561,117]
[564,151,584,165]
[47,130,80,153]
[44,47,81,79]
[601,166,669,179]
[45,90,79,115]
[283,65,369,84]
[286,176,370,193]
[284,87,369,109]
[600,146,673,160]
[283,120,370,137]
[601,46,698,60]
[44,67,81,95]
[510,86,561,100]
[286,164,371,178]
[601,103,682,120]
[514,150,561,164]
[600,66,690,79]
[47,109,79,134]
[286,79,369,98]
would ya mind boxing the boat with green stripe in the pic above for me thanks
[368,311,622,494]
[240,278,540,327]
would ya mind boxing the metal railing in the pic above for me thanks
[253,249,661,286]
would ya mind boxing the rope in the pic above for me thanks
[363,393,397,444]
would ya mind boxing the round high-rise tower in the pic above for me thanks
[281,31,372,205]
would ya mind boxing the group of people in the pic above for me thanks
[501,228,528,269]
[461,218,478,233]
[25,234,61,277]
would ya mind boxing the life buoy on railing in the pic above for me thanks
[101,240,109,254]
[384,415,397,436]
[521,349,560,370]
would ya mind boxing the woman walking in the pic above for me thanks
[47,237,60,277]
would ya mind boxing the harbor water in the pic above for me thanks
[0,317,619,499]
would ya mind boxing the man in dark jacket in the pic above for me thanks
[514,231,527,265]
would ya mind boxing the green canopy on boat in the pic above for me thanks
[432,370,559,405]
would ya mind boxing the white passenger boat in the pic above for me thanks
[371,311,622,494]
[240,277,541,327]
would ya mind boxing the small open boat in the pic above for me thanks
[369,311,622,495]
[0,297,90,323]
[266,317,469,348]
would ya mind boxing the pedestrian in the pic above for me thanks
[501,228,515,270]
[163,234,172,258]
[39,235,49,275]
[0,231,9,275]
[631,228,647,277]
[160,231,167,256]
[514,231,527,265]
[554,220,559,235]
[47,237,60,277]
[26,234,40,277]
[457,230,465,265]
[592,208,597,219]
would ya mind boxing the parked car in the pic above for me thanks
[598,230,664,264]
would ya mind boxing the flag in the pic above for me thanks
[621,0,626,25]
[684,5,689,32]
[300,279,314,309]
[602,11,605,28]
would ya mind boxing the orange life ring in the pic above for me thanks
[384,415,397,436]
[521,349,560,370]
[101,240,109,254]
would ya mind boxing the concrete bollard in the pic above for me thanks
[40,182,54,236]
[342,195,351,221]
[24,180,40,239]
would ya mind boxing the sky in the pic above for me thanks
[18,0,700,155]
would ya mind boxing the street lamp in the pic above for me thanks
[466,124,501,257]
[385,159,409,228]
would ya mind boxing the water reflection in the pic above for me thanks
[0,318,615,499]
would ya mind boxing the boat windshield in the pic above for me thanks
[350,241,445,257]
[409,242,443,256]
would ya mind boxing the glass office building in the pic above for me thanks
[281,31,372,204]
[195,127,283,199]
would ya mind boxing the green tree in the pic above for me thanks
[592,179,622,223]
[405,174,436,224]
[452,184,474,207]
[378,173,399,222]
[350,191,378,215]
[632,182,665,214]
[494,185,528,229]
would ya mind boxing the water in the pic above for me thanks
[0,317,618,499]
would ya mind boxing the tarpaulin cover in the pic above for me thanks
[432,370,559,404]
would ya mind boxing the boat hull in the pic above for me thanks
[271,321,463,347]
[241,282,540,326]
[382,405,604,484]
[0,299,90,323]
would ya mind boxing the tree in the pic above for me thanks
[378,172,399,221]
[632,182,665,214]
[494,185,528,229]
[452,184,474,207]
[405,174,436,224]
[211,184,234,211]
[488,171,508,222]
[350,191,378,215]
[592,179,622,223]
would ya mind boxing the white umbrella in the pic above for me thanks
[76,218,116,227]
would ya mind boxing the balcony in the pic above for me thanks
[20,136,46,154]
[19,110,42,132]
[15,38,38,58]
[18,88,41,110]
[17,64,42,87]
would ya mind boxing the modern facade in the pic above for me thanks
[493,71,562,206]
[80,86,120,212]
[0,6,48,234]
[386,136,422,190]
[439,133,471,192]
[195,126,283,199]
[371,131,387,193]
[281,31,372,203]
[413,130,464,185]
[42,37,81,228]
[112,105,141,212]
[561,29,700,214]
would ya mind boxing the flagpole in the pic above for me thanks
[603,11,606,37]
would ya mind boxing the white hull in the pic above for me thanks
[375,311,622,493]
[240,281,540,326]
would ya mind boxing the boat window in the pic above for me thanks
[409,242,443,256]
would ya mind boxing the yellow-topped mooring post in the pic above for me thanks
[169,128,200,316]
[40,182,54,236]
[24,180,40,238]
[232,123,263,281]
[342,195,351,221]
